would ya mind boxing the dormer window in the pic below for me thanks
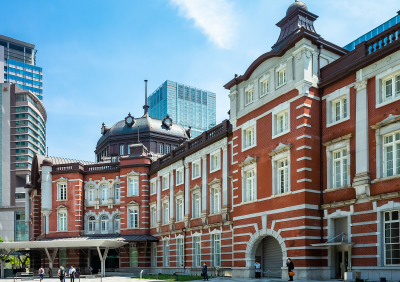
[278,69,286,86]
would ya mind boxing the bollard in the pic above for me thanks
[140,270,143,280]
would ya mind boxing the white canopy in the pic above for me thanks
[0,239,127,250]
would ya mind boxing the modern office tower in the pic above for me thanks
[0,83,46,241]
[0,34,43,100]
[148,80,217,138]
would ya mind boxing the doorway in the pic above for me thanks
[335,251,348,279]
[254,236,283,278]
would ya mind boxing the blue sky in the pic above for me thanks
[1,0,399,162]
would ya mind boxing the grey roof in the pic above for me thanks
[42,234,158,242]
[48,156,95,166]
[97,115,188,147]
[287,0,308,15]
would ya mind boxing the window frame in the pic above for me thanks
[192,159,201,180]
[382,131,400,178]
[163,240,170,267]
[166,145,171,154]
[176,196,184,222]
[260,77,270,97]
[271,149,291,196]
[332,148,349,188]
[150,180,157,195]
[176,237,184,267]
[101,184,109,204]
[192,191,201,218]
[383,209,400,266]
[150,204,157,227]
[159,144,164,154]
[326,87,351,127]
[114,183,120,201]
[331,96,348,123]
[162,201,169,225]
[162,174,169,191]
[57,210,67,231]
[325,139,351,190]
[212,233,221,267]
[176,167,184,186]
[272,103,290,139]
[242,124,256,152]
[120,144,124,155]
[127,176,139,196]
[210,150,221,173]
[88,216,96,231]
[277,69,286,87]
[57,182,67,201]
[128,207,139,229]
[193,236,201,267]
[245,88,254,105]
[100,215,109,232]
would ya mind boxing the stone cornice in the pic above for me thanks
[323,133,353,147]
[371,114,400,130]
[268,143,293,157]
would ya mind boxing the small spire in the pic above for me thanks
[143,80,150,117]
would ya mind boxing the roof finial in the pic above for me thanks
[143,80,150,117]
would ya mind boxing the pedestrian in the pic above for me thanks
[38,266,45,280]
[89,266,93,275]
[57,266,65,282]
[286,258,295,281]
[202,262,208,281]
[254,261,261,279]
[69,265,76,282]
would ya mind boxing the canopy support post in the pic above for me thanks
[1,250,13,278]
[45,248,58,278]
[97,247,109,277]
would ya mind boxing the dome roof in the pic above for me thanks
[286,0,308,16]
[97,115,188,147]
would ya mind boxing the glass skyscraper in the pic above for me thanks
[0,34,43,100]
[148,80,216,138]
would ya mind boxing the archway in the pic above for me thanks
[245,229,287,278]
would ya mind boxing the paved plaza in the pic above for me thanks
[0,277,344,282]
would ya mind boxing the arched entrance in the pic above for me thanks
[245,229,287,279]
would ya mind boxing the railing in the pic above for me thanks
[83,229,120,235]
[366,24,400,55]
[53,163,83,171]
[206,123,225,139]
[85,163,119,172]
[173,146,186,157]
[160,155,171,164]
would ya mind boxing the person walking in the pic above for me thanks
[89,266,93,275]
[202,262,209,281]
[69,266,76,282]
[57,266,65,282]
[287,258,295,281]
[254,261,261,279]
[38,266,45,280]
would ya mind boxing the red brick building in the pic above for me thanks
[23,1,400,281]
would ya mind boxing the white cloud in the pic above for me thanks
[170,0,237,49]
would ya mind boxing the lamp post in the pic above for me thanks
[182,227,186,271]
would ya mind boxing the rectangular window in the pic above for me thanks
[58,183,67,200]
[332,97,348,122]
[210,152,220,172]
[244,127,255,149]
[333,148,348,188]
[150,181,157,194]
[261,80,269,96]
[276,111,289,134]
[245,170,255,202]
[163,202,169,224]
[162,175,169,190]
[150,206,157,227]
[129,243,139,267]
[211,188,220,214]
[192,161,201,179]
[58,212,67,231]
[246,89,254,104]
[383,74,400,102]
[151,243,157,267]
[101,184,108,202]
[176,168,184,185]
[166,145,170,154]
[278,69,286,86]
[277,158,289,194]
[128,144,131,155]
[88,189,94,202]
[384,210,400,265]
[129,209,139,228]
[128,177,139,196]
[115,183,120,200]
[176,198,184,221]
[163,241,170,267]
[193,237,201,267]
[383,132,400,177]
[120,144,124,155]
[213,234,221,267]
[159,144,164,154]
[177,238,184,267]
[193,193,201,218]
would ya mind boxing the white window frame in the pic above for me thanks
[100,215,109,232]
[176,237,184,267]
[162,201,169,225]
[176,167,184,186]
[128,207,139,229]
[192,190,201,218]
[260,74,270,97]
[150,204,157,227]
[57,182,67,201]
[166,145,170,154]
[212,233,221,267]
[176,196,184,222]
[57,210,67,231]
[163,240,170,267]
[242,119,257,152]
[114,214,120,231]
[159,144,163,154]
[376,66,400,107]
[127,176,139,196]
[276,110,289,135]
[326,139,351,190]
[383,209,400,266]
[325,86,350,127]
[120,144,124,155]
[277,69,286,87]
[88,186,95,203]
[383,131,400,178]
[88,216,96,231]
[332,148,349,188]
[381,71,400,104]
[209,180,221,214]
[332,96,348,122]
[272,101,290,139]
[150,180,157,195]
[162,174,169,190]
[114,183,120,201]
[244,169,256,202]
[193,235,201,267]
[192,159,201,180]
[271,149,291,196]
[101,184,108,204]
[151,242,157,267]
[245,88,254,105]
[210,150,221,173]
[241,160,257,202]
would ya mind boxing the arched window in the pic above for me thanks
[101,184,108,203]
[114,214,120,232]
[101,215,109,231]
[88,216,96,231]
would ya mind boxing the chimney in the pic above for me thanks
[143,80,150,116]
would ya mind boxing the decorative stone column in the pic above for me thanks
[353,76,370,198]
[201,155,208,225]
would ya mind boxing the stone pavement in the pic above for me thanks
[0,276,345,282]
